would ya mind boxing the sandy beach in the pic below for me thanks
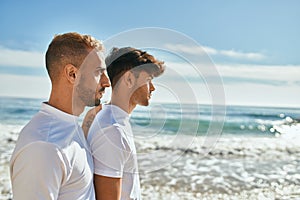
[136,133,300,199]
[0,124,17,200]
[2,126,300,199]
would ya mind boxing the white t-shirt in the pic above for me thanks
[87,104,141,200]
[10,103,95,200]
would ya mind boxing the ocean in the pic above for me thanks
[1,97,300,199]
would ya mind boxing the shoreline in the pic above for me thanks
[1,130,300,199]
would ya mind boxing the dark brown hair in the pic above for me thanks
[105,47,165,88]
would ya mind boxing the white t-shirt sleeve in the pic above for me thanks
[89,126,131,178]
[10,142,66,200]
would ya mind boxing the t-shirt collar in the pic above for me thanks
[104,104,130,123]
[41,102,79,123]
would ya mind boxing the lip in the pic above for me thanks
[99,88,105,93]
[97,91,104,99]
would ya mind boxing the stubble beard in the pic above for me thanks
[94,97,101,107]
[76,84,98,107]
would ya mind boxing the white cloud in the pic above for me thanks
[0,63,299,107]
[164,44,217,56]
[164,44,265,61]
[0,46,44,67]
[164,61,300,84]
[222,82,300,108]
[0,74,50,98]
[219,50,265,60]
[0,46,299,107]
[152,67,300,107]
[147,60,300,106]
[216,64,300,83]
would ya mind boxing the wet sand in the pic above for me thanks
[2,128,300,200]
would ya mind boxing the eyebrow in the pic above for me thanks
[148,75,154,80]
[96,66,106,70]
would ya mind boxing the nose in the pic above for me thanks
[100,72,111,88]
[149,81,155,92]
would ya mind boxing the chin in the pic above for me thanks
[84,98,100,107]
[140,101,150,107]
[94,98,101,106]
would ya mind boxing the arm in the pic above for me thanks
[88,126,131,200]
[10,142,65,200]
[82,104,102,138]
[94,174,122,200]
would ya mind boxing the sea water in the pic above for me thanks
[1,97,300,199]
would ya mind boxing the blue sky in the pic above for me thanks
[0,0,299,107]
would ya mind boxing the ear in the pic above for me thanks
[64,64,78,84]
[123,71,135,88]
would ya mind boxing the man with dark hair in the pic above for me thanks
[87,47,165,200]
[10,32,110,200]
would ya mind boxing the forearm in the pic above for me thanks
[94,174,122,200]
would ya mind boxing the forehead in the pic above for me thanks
[81,50,106,71]
[137,70,153,79]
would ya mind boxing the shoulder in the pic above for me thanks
[10,142,68,199]
[88,124,127,143]
[11,141,65,167]
[10,141,67,182]
[89,125,131,151]
[17,113,51,140]
[16,110,66,145]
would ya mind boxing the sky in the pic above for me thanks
[0,0,299,107]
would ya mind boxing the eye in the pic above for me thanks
[147,77,153,82]
[94,69,105,76]
[94,70,101,76]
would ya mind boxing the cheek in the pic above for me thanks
[88,73,100,87]
[95,74,101,84]
[138,80,149,89]
[143,82,150,92]
[141,84,150,94]
[81,74,98,92]
[91,72,101,84]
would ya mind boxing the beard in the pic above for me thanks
[76,83,99,107]
[94,96,101,106]
[131,88,150,107]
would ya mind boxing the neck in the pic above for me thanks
[48,85,85,116]
[110,89,136,114]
